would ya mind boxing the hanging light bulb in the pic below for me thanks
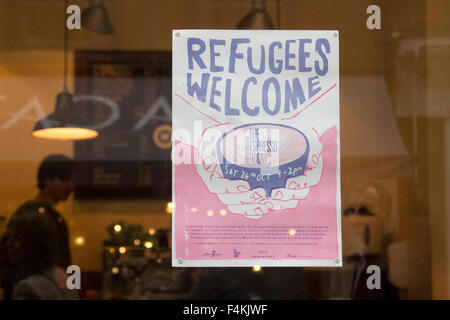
[81,0,114,34]
[237,0,275,30]
[32,0,98,141]
[32,91,98,140]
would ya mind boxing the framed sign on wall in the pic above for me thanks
[74,51,172,199]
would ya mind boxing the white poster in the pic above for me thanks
[172,30,341,267]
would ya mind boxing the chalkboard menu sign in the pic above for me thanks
[74,51,172,199]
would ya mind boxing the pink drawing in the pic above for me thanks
[174,94,328,220]
[173,126,339,260]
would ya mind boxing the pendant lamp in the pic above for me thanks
[237,0,275,30]
[81,0,114,34]
[32,0,98,141]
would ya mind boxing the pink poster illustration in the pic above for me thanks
[172,30,341,267]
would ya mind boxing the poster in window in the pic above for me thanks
[172,30,341,267]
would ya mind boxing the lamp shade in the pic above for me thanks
[340,76,409,158]
[81,0,114,34]
[237,0,274,30]
[32,91,98,141]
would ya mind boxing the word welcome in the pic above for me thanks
[186,37,331,117]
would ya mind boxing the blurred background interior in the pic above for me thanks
[0,0,449,300]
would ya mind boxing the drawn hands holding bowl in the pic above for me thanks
[196,123,324,219]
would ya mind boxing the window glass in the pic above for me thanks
[0,0,449,300]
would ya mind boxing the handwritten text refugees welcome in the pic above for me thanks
[185,37,331,117]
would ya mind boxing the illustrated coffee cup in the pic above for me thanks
[216,123,309,195]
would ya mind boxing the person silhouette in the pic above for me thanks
[1,203,78,299]
[1,154,76,300]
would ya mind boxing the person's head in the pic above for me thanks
[1,203,58,276]
[37,154,76,203]
[345,182,392,220]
